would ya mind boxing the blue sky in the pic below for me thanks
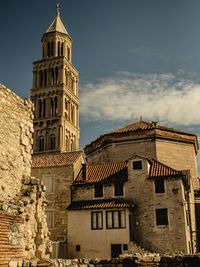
[1,0,200,166]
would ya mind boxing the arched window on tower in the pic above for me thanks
[50,134,56,150]
[51,41,54,56]
[50,98,54,116]
[39,136,44,151]
[38,99,42,118]
[58,41,60,56]
[51,68,55,85]
[71,139,74,152]
[39,70,43,87]
[54,97,58,116]
[43,99,46,118]
[55,67,58,84]
[48,42,51,57]
[44,69,47,86]
[61,42,63,56]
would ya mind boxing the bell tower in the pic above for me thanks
[31,7,79,153]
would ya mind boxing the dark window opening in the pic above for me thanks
[94,183,103,198]
[155,179,165,194]
[58,41,60,56]
[91,212,103,230]
[61,42,63,56]
[44,69,47,86]
[133,160,142,170]
[156,208,168,226]
[39,136,44,151]
[48,42,51,57]
[76,245,80,252]
[39,70,43,87]
[50,98,54,116]
[123,244,128,250]
[43,99,46,118]
[114,182,124,196]
[54,97,58,116]
[51,68,55,85]
[38,99,42,118]
[55,67,58,84]
[106,210,126,229]
[50,134,56,150]
[51,41,54,56]
[67,47,70,60]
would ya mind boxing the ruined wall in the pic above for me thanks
[0,84,51,264]
[0,84,33,201]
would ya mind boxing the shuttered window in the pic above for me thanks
[106,210,126,229]
[43,175,54,193]
[91,212,103,229]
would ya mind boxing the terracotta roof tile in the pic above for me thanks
[67,198,134,210]
[149,158,182,178]
[74,161,128,184]
[32,151,83,168]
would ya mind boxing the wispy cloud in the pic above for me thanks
[80,72,200,126]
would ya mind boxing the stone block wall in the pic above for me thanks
[0,84,33,201]
[0,84,51,262]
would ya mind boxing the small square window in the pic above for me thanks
[123,244,128,250]
[94,183,103,198]
[155,179,165,194]
[133,160,142,170]
[156,208,168,226]
[76,245,80,252]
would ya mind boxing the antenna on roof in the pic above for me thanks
[140,116,143,121]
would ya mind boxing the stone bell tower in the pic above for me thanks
[31,6,79,153]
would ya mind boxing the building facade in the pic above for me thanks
[68,154,195,259]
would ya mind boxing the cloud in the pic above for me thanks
[80,72,200,126]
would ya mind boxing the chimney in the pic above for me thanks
[82,163,87,182]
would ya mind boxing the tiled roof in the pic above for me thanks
[67,198,134,210]
[149,158,182,178]
[32,151,83,168]
[74,161,128,184]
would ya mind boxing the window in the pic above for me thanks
[58,41,60,56]
[55,67,58,84]
[48,42,51,57]
[54,97,58,116]
[114,182,124,196]
[67,47,70,60]
[51,41,54,57]
[39,70,43,87]
[39,136,44,151]
[51,68,55,85]
[106,210,126,229]
[91,212,103,230]
[50,134,56,150]
[155,179,165,194]
[38,99,42,118]
[94,183,103,198]
[76,245,80,252]
[46,211,54,228]
[123,244,128,250]
[43,175,54,193]
[61,42,63,56]
[43,99,46,118]
[133,160,142,170]
[156,208,168,226]
[44,69,47,86]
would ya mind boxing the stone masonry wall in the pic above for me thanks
[0,84,33,201]
[0,84,51,263]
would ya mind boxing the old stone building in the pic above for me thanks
[30,9,84,259]
[0,84,51,265]
[68,154,195,259]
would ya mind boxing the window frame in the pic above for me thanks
[132,160,143,170]
[155,208,168,226]
[106,210,126,229]
[43,174,54,193]
[46,210,54,229]
[154,179,165,194]
[91,211,103,230]
[114,182,124,197]
[94,183,103,198]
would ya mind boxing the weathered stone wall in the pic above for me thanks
[0,84,51,262]
[0,84,33,201]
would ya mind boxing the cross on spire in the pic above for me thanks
[56,3,61,15]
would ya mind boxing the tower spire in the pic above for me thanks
[56,3,61,16]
